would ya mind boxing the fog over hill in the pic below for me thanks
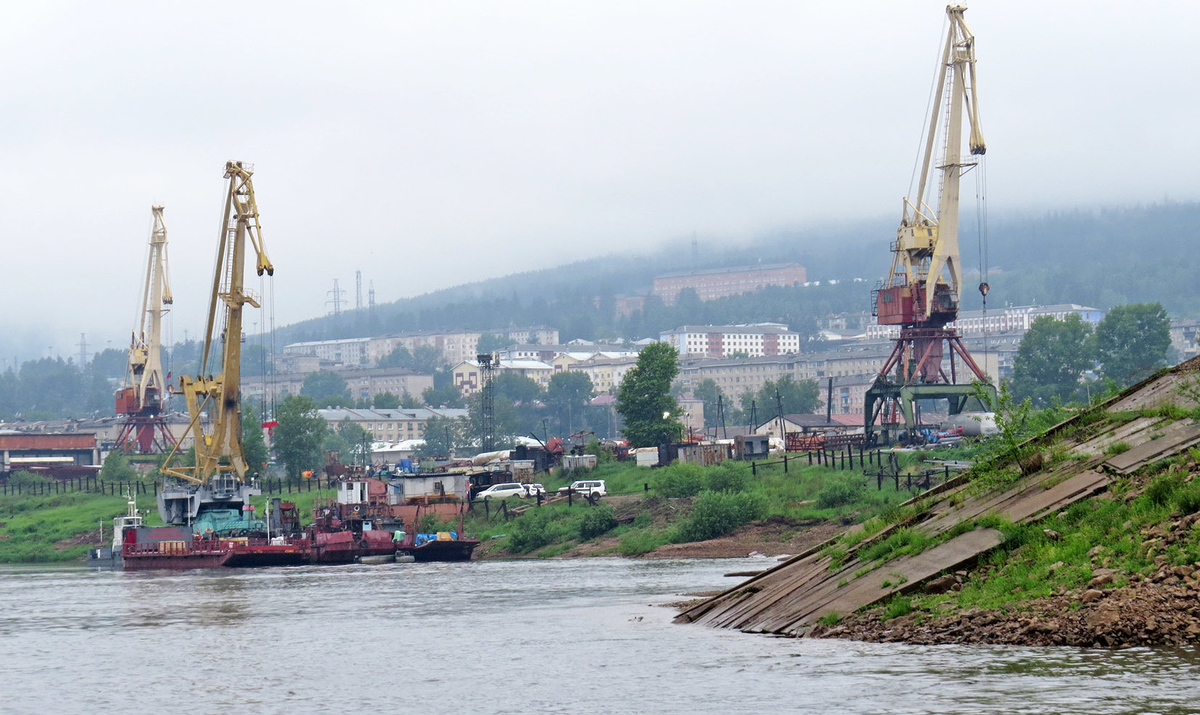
[271,201,1200,347]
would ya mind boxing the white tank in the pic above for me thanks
[944,412,998,436]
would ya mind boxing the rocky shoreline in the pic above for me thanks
[813,567,1200,649]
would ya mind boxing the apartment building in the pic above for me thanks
[243,367,433,404]
[450,358,555,395]
[660,323,801,358]
[282,337,371,366]
[865,303,1104,340]
[317,407,469,443]
[367,326,561,367]
[652,263,807,305]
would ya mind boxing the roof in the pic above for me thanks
[665,323,794,335]
[653,263,805,280]
[319,408,468,421]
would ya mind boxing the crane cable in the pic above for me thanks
[976,152,990,381]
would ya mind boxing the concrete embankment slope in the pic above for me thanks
[677,357,1200,637]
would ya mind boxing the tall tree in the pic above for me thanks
[754,375,821,418]
[373,391,401,409]
[273,395,327,478]
[616,343,682,447]
[545,371,594,434]
[301,371,351,403]
[476,333,510,354]
[692,379,724,428]
[422,384,465,408]
[418,415,469,458]
[1095,303,1171,386]
[1010,314,1095,406]
[241,402,270,474]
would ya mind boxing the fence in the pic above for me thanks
[0,475,340,498]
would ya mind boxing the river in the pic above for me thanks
[2,558,1199,714]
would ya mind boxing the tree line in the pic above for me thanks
[1010,302,1173,407]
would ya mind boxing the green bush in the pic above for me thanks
[673,490,763,542]
[579,505,617,540]
[817,477,864,509]
[507,511,556,553]
[1145,472,1185,507]
[617,529,669,556]
[1174,484,1200,514]
[7,471,48,487]
[100,451,137,482]
[654,462,705,498]
[704,462,749,493]
[883,595,912,620]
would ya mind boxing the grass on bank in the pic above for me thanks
[464,450,953,558]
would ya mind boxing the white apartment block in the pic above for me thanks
[317,407,468,443]
[282,337,371,366]
[660,323,801,358]
[865,303,1104,340]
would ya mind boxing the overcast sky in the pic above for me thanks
[2,1,1196,364]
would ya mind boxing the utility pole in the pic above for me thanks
[327,279,345,317]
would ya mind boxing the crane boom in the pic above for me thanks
[158,161,273,525]
[880,4,984,325]
[132,206,173,406]
[113,206,178,454]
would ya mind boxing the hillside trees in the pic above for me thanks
[617,343,682,447]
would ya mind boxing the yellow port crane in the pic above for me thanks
[114,206,178,454]
[158,161,273,525]
[864,5,995,446]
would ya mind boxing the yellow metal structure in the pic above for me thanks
[128,205,173,406]
[163,161,273,485]
[886,4,985,320]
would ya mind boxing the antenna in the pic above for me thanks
[355,270,363,311]
[368,280,376,312]
[327,279,346,317]
[77,333,88,367]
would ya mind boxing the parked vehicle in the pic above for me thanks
[557,480,607,499]
[476,483,527,500]
[523,483,547,498]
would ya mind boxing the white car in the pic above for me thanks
[557,480,607,499]
[477,483,527,500]
[523,483,547,498]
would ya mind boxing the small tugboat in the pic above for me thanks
[87,493,144,569]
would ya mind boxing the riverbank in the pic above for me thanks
[0,452,939,564]
[678,360,1200,649]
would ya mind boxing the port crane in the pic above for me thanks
[864,5,995,445]
[158,161,273,526]
[114,206,179,454]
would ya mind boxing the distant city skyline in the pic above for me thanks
[3,2,1198,361]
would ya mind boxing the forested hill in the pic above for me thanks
[275,202,1200,346]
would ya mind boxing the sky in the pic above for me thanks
[2,0,1197,365]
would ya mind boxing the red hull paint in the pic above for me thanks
[123,551,233,570]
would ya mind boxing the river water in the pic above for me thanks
[2,558,1199,714]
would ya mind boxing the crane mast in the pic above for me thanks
[865,5,995,446]
[114,206,178,454]
[158,161,273,525]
